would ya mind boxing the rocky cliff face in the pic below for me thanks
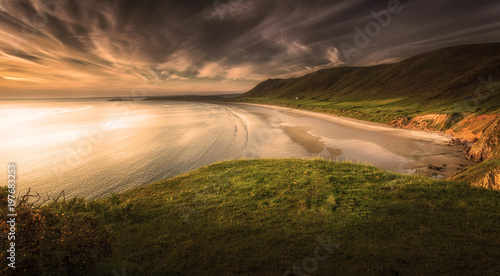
[445,115,498,140]
[392,114,500,189]
[463,117,500,162]
[391,114,500,161]
[390,114,452,132]
[472,167,500,190]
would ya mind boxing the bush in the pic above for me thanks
[0,187,115,275]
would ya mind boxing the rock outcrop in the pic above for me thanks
[392,114,500,189]
[390,114,453,132]
[463,117,500,162]
[472,167,500,190]
[392,114,500,161]
[445,115,499,141]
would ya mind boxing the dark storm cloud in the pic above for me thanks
[0,0,499,94]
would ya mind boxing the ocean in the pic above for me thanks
[0,99,474,199]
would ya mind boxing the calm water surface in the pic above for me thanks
[0,99,474,199]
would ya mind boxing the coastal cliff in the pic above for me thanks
[237,43,500,188]
[390,114,500,189]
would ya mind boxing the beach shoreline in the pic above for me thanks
[220,102,476,178]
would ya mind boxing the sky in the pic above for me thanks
[0,0,499,98]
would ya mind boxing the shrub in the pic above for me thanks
[0,187,115,275]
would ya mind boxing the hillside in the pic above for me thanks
[5,160,496,275]
[58,160,500,274]
[236,43,500,188]
[240,43,500,115]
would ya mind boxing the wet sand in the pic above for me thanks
[283,126,325,153]
[223,103,476,178]
[283,126,344,157]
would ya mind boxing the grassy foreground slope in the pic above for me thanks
[89,159,499,275]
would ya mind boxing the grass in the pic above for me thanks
[235,43,500,122]
[76,159,500,275]
[233,97,428,124]
[453,155,500,183]
[234,95,499,126]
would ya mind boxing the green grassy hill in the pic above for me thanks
[238,43,500,118]
[84,159,498,275]
[236,43,500,187]
[3,160,499,275]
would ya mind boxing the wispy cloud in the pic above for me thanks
[0,0,499,97]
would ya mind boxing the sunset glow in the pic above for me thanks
[1,0,499,98]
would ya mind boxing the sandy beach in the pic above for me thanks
[223,102,476,178]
